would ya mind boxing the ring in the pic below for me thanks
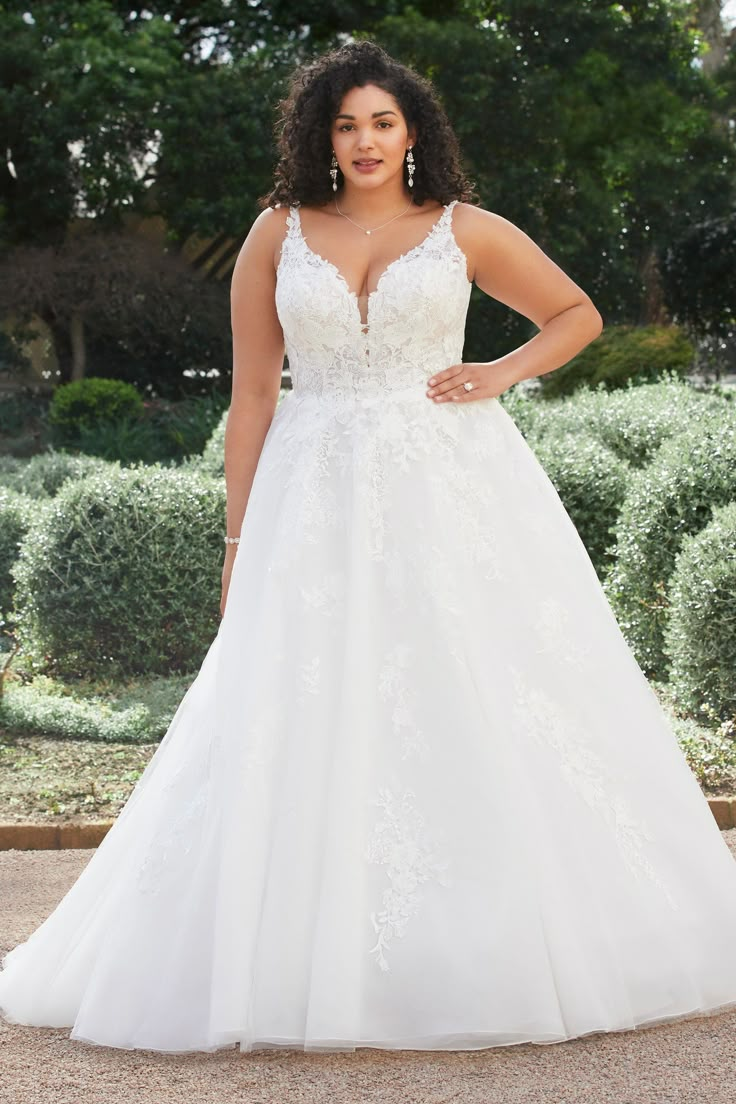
[463,381,474,392]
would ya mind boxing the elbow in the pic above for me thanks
[584,300,604,338]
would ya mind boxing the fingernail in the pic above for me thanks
[429,378,436,385]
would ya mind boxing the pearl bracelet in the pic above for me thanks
[224,536,240,545]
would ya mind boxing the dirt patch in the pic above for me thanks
[0,729,156,823]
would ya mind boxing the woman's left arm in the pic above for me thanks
[426,204,604,403]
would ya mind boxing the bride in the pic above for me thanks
[2,39,736,1056]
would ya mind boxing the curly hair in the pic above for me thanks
[260,40,477,209]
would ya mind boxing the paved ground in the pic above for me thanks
[2,838,736,1104]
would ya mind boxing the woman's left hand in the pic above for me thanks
[426,360,520,403]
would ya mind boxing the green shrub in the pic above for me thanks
[0,451,113,498]
[0,683,153,742]
[13,465,226,677]
[0,488,33,618]
[72,393,230,465]
[526,430,631,577]
[651,680,736,792]
[0,672,193,743]
[539,325,694,398]
[664,502,736,723]
[603,408,736,680]
[523,376,729,468]
[497,385,542,439]
[156,393,229,458]
[671,711,736,792]
[48,378,144,447]
[199,407,229,476]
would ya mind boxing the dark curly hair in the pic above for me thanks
[260,40,477,209]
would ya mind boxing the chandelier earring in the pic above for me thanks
[406,146,415,188]
[330,151,339,192]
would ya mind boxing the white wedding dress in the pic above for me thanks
[2,200,736,1055]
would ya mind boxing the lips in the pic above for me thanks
[354,159,382,166]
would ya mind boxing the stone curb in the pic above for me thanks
[0,797,735,850]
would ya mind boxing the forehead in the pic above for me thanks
[334,83,403,119]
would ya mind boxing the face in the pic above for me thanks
[330,83,416,192]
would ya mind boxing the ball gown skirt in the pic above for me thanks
[2,201,736,1054]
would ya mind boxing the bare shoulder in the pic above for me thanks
[232,206,291,282]
[452,201,525,246]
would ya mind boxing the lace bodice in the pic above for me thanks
[275,200,472,405]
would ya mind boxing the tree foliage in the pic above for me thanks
[1,0,734,385]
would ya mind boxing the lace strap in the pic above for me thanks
[285,204,302,238]
[439,199,459,229]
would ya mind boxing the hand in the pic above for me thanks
[426,360,520,403]
[220,544,238,617]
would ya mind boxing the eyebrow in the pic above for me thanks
[334,110,399,120]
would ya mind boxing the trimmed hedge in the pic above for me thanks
[505,376,730,468]
[0,451,112,498]
[526,431,631,576]
[0,488,33,618]
[664,502,736,723]
[199,407,229,477]
[13,465,226,677]
[603,408,736,680]
[539,324,694,398]
[48,378,144,448]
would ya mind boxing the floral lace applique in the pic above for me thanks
[296,655,321,707]
[378,643,429,762]
[136,786,207,896]
[509,665,679,911]
[532,596,592,671]
[365,786,453,972]
[300,570,346,619]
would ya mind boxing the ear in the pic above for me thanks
[407,125,418,149]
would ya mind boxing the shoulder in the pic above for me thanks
[450,202,538,280]
[451,201,524,241]
[244,205,292,249]
[232,206,292,282]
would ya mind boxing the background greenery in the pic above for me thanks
[0,0,734,394]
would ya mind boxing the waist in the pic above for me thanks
[290,380,429,407]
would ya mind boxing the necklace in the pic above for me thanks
[334,196,414,236]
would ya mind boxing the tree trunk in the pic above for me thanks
[638,246,670,326]
[694,0,729,76]
[69,311,86,381]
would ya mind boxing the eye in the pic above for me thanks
[377,121,392,128]
[338,124,354,131]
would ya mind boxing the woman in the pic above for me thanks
[2,40,736,1056]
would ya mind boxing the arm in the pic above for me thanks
[426,204,603,403]
[221,207,287,614]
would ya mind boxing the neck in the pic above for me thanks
[336,180,413,219]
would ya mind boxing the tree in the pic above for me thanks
[372,1,735,359]
[0,229,230,388]
[0,0,180,247]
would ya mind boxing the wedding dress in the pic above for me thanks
[2,200,736,1055]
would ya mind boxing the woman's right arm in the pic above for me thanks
[221,207,288,616]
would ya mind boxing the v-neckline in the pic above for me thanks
[290,202,453,330]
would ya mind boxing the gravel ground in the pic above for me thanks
[2,835,736,1103]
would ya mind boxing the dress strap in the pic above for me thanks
[285,204,302,236]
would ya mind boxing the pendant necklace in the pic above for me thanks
[334,196,413,236]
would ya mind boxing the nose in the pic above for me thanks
[356,129,375,151]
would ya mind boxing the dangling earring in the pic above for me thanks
[406,146,415,188]
[330,151,339,192]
